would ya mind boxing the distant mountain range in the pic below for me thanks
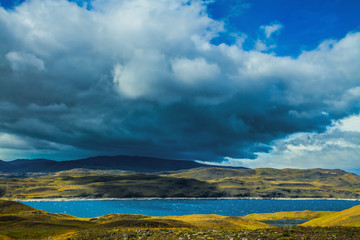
[0,155,246,173]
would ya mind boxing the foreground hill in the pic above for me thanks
[1,167,360,199]
[243,210,335,221]
[0,155,246,173]
[302,205,360,227]
[1,200,360,240]
[0,200,270,239]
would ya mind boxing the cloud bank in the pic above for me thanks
[0,0,359,170]
[220,114,360,173]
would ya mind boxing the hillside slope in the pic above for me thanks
[0,171,224,199]
[0,200,271,239]
[243,210,334,221]
[1,167,360,199]
[2,201,360,239]
[302,204,360,227]
[168,168,360,198]
[0,200,36,214]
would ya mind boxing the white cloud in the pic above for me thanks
[0,132,29,150]
[171,57,220,83]
[254,39,268,51]
[0,136,95,161]
[0,0,360,164]
[261,23,283,39]
[335,114,360,132]
[112,50,169,99]
[6,51,45,71]
[217,114,360,171]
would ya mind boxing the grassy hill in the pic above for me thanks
[243,210,335,221]
[302,204,360,227]
[1,200,360,239]
[155,214,270,230]
[0,171,223,199]
[1,167,360,199]
[0,200,270,239]
[0,200,36,214]
[168,168,360,198]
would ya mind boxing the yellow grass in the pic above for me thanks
[302,204,360,227]
[243,210,334,221]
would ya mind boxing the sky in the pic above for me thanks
[0,0,360,172]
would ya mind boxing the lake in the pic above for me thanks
[20,199,360,218]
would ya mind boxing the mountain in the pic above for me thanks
[0,160,6,169]
[0,155,246,173]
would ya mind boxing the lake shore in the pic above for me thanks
[13,197,360,202]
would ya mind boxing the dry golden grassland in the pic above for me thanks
[168,168,360,198]
[302,204,360,227]
[1,200,360,239]
[242,210,335,221]
[1,167,360,200]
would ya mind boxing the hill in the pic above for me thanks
[1,200,360,239]
[0,200,271,239]
[0,171,224,199]
[0,200,36,214]
[302,204,360,227]
[0,155,246,173]
[168,168,360,198]
[243,210,335,221]
[1,167,360,199]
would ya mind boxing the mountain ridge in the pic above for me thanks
[0,155,247,173]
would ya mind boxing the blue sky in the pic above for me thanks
[0,0,360,172]
[2,0,359,56]
[208,0,360,56]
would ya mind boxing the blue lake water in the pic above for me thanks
[21,199,360,218]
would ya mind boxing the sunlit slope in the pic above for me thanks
[243,210,334,221]
[3,200,360,240]
[0,171,223,199]
[168,168,360,198]
[302,205,360,227]
[0,200,36,214]
[90,213,272,229]
[0,200,92,240]
[1,167,360,199]
[0,200,273,239]
[155,214,271,230]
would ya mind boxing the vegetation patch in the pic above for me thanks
[1,200,360,239]
[243,210,335,221]
[1,168,360,199]
[303,205,360,227]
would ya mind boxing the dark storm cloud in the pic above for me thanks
[0,0,359,162]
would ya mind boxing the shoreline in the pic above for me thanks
[11,197,360,202]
